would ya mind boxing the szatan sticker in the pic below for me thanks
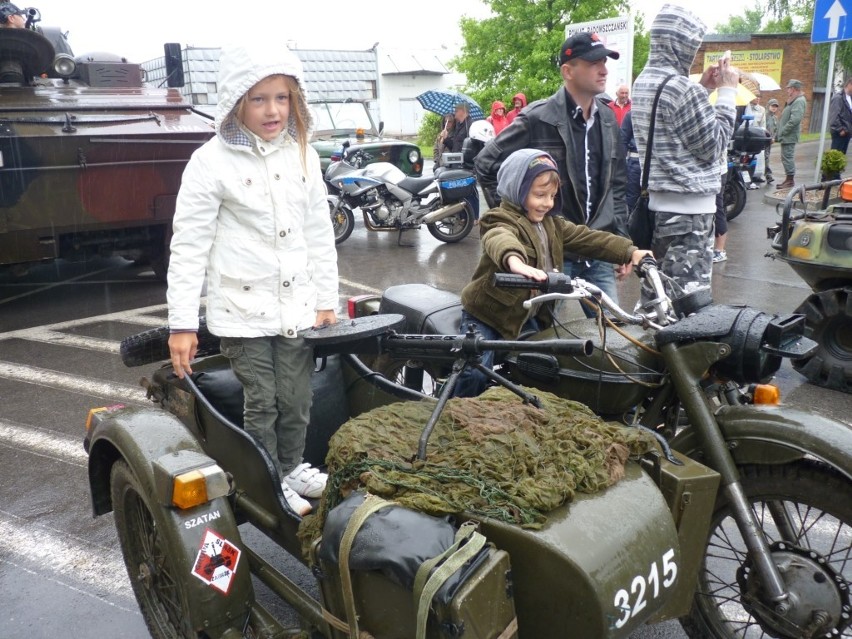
[191,528,241,594]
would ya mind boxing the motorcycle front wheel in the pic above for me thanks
[329,199,355,244]
[682,461,852,639]
[111,460,202,639]
[426,201,475,243]
[724,175,747,221]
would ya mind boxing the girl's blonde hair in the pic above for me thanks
[235,74,310,171]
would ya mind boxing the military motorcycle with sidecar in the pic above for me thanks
[84,263,852,639]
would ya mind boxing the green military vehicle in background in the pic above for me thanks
[0,9,214,280]
[768,180,852,393]
[310,99,423,181]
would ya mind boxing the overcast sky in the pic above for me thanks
[29,0,744,64]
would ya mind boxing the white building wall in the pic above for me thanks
[379,73,464,137]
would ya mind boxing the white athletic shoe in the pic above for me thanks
[281,482,312,516]
[283,462,328,499]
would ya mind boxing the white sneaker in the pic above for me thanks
[283,462,327,498]
[712,250,727,263]
[281,482,312,516]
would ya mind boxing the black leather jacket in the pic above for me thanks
[474,88,628,237]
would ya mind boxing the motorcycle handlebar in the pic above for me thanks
[492,272,574,294]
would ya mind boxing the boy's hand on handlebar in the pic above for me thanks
[507,255,548,281]
[168,332,198,379]
[617,250,655,280]
[314,309,337,327]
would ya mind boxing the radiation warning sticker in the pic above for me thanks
[191,528,241,595]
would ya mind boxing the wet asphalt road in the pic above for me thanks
[1,141,849,638]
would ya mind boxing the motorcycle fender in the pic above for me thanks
[670,404,852,480]
[86,405,253,636]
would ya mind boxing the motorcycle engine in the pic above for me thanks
[363,193,402,224]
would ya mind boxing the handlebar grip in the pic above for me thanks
[492,273,547,290]
[492,272,574,293]
[636,255,659,279]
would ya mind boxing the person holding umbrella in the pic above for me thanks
[439,101,480,221]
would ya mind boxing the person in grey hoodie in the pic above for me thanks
[631,4,739,306]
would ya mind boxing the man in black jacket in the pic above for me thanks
[474,32,628,307]
[829,78,852,154]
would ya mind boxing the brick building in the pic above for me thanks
[690,32,826,134]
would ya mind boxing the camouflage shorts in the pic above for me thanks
[641,211,713,304]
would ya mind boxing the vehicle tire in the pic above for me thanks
[724,176,747,221]
[363,353,443,396]
[681,461,852,639]
[792,287,852,393]
[329,198,355,245]
[426,201,475,243]
[120,317,220,367]
[111,460,202,639]
[150,224,172,283]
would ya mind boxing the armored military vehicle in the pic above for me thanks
[0,9,214,279]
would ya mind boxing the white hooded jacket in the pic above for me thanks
[167,43,338,338]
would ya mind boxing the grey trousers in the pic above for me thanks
[780,143,797,176]
[641,211,713,306]
[220,334,314,479]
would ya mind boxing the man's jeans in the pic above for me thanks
[563,259,618,318]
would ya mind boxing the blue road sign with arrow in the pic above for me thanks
[813,0,851,43]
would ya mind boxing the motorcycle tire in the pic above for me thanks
[120,317,220,367]
[426,201,475,243]
[724,176,747,221]
[791,287,852,393]
[329,199,355,245]
[681,460,852,639]
[111,460,201,639]
[360,353,444,396]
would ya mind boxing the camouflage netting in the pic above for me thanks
[299,386,658,557]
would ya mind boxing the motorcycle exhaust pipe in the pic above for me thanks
[421,201,466,224]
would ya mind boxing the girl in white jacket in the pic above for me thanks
[166,42,339,517]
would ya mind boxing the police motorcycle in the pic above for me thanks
[326,121,493,245]
[724,114,771,221]
[347,258,852,638]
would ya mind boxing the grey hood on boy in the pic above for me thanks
[631,4,736,213]
[496,148,563,214]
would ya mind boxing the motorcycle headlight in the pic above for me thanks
[53,54,76,79]
[408,149,420,164]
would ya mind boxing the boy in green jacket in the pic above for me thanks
[455,148,652,397]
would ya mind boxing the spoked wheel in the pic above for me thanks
[329,199,355,245]
[725,176,747,221]
[427,201,475,243]
[366,353,443,396]
[111,461,201,639]
[682,462,852,639]
[792,288,852,393]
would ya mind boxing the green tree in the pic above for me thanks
[632,13,650,80]
[451,0,630,108]
[715,8,764,35]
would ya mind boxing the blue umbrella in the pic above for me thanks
[416,90,485,121]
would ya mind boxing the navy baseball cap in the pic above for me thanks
[559,32,620,65]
